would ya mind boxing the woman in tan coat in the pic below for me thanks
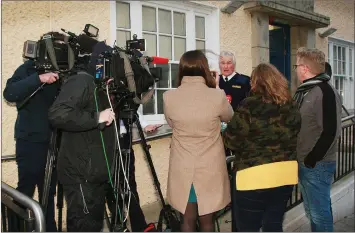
[163,50,234,231]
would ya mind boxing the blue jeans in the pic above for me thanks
[299,161,336,232]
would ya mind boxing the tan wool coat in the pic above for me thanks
[163,76,234,216]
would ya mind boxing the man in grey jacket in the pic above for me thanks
[293,47,342,232]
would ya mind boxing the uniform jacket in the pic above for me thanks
[163,76,233,215]
[3,60,59,142]
[219,73,251,110]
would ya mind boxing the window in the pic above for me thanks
[328,38,355,110]
[113,1,219,124]
[333,44,346,102]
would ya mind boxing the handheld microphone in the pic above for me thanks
[146,56,169,64]
[226,95,232,103]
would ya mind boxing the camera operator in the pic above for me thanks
[48,60,117,231]
[3,59,59,232]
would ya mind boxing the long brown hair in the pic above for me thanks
[251,63,291,105]
[177,50,216,88]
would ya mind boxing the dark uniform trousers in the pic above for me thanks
[16,139,57,232]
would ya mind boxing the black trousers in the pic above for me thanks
[63,182,108,232]
[106,134,148,232]
[233,184,294,232]
[63,134,147,232]
[16,139,57,232]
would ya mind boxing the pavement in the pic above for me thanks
[103,203,354,232]
[295,213,355,232]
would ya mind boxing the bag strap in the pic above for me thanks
[43,35,75,71]
[118,51,155,104]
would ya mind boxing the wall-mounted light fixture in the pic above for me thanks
[319,27,337,38]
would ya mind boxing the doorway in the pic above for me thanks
[269,22,291,82]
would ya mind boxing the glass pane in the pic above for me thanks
[334,60,338,75]
[171,64,179,88]
[338,61,341,74]
[157,90,167,114]
[143,92,155,115]
[174,12,186,36]
[196,40,205,50]
[338,46,341,61]
[333,45,337,60]
[342,61,346,75]
[117,30,131,49]
[159,9,172,34]
[143,6,156,32]
[116,2,130,29]
[342,47,346,61]
[350,62,353,76]
[335,78,339,90]
[340,91,344,104]
[340,77,344,91]
[350,49,353,63]
[195,16,205,39]
[159,36,172,60]
[156,64,169,88]
[174,38,185,61]
[143,33,157,56]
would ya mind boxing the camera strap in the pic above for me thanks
[43,35,75,71]
[118,51,154,104]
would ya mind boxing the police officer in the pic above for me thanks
[3,59,59,232]
[215,51,251,232]
[216,51,251,109]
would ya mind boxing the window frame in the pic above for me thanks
[111,0,220,124]
[328,37,355,109]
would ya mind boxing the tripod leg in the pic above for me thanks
[134,115,166,207]
[41,152,54,214]
[41,130,58,213]
[57,182,64,232]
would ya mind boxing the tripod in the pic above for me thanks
[41,129,64,232]
[104,93,179,232]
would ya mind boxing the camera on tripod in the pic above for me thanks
[22,24,99,73]
[93,34,168,109]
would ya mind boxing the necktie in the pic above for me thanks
[224,77,228,82]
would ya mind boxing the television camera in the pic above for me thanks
[18,24,100,110]
[22,24,99,73]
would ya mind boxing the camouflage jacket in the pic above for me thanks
[223,94,301,171]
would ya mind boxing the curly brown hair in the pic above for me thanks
[250,63,292,105]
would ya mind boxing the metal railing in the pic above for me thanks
[286,116,355,210]
[1,182,46,232]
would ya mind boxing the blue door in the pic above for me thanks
[269,24,291,82]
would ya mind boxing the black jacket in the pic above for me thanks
[48,72,115,184]
[3,60,59,142]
